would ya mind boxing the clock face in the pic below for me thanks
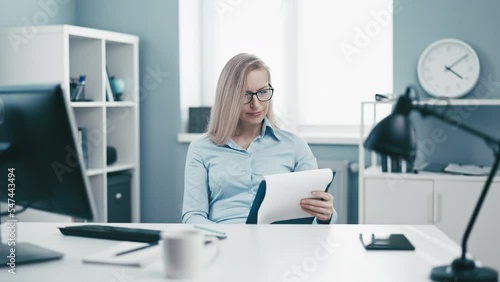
[417,39,480,98]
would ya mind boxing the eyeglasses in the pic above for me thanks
[243,84,274,104]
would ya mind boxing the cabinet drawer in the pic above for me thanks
[364,178,433,224]
[434,180,500,270]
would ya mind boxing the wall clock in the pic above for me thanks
[417,38,480,98]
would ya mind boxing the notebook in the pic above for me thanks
[246,168,335,224]
[83,242,161,267]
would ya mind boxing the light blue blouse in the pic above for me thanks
[182,118,337,224]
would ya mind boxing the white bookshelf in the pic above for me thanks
[0,25,140,223]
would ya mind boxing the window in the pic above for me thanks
[179,0,393,141]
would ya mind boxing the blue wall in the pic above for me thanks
[0,0,76,26]
[394,0,500,167]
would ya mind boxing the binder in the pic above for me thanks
[359,233,415,251]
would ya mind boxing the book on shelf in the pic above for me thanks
[78,127,88,169]
[105,66,114,102]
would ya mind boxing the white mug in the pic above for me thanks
[161,229,219,279]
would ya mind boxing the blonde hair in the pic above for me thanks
[207,53,278,145]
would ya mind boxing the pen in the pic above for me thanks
[193,225,226,236]
[115,242,158,256]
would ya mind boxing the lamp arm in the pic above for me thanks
[414,103,500,260]
[457,152,500,260]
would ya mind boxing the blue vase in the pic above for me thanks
[110,77,125,101]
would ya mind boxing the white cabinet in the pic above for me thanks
[361,168,500,270]
[364,178,433,224]
[359,100,500,270]
[434,181,500,270]
[433,181,481,244]
[0,25,140,222]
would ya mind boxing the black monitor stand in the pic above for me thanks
[0,209,64,267]
[0,146,64,267]
[0,242,64,267]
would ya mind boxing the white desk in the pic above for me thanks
[1,223,464,282]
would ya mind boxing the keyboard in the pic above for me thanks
[58,225,161,243]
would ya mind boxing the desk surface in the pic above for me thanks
[1,223,462,282]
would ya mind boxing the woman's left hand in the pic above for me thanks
[300,191,334,223]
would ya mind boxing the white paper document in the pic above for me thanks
[83,242,161,267]
[444,163,492,176]
[257,168,334,224]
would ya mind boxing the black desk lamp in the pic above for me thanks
[364,86,498,282]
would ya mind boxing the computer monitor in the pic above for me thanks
[0,84,97,266]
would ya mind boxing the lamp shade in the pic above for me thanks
[363,112,416,161]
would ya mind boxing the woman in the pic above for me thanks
[182,53,337,224]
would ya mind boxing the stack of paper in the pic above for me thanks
[444,163,492,176]
[251,168,334,224]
